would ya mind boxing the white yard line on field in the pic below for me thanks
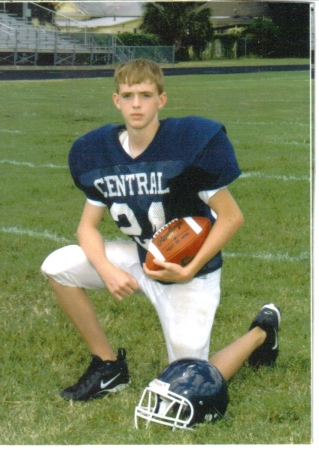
[0,159,310,182]
[0,226,72,244]
[227,120,309,127]
[0,226,310,263]
[0,129,21,134]
[224,251,310,262]
[241,171,310,182]
[0,159,68,169]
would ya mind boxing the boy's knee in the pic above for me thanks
[40,245,82,287]
[40,245,105,290]
[41,245,81,276]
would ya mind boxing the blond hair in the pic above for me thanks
[114,59,164,94]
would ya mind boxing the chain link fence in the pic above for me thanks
[113,45,175,65]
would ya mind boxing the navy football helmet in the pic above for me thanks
[135,358,229,430]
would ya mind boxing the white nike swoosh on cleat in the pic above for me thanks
[100,373,121,389]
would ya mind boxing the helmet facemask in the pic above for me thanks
[135,379,194,430]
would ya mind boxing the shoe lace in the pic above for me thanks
[73,356,104,388]
[71,349,126,389]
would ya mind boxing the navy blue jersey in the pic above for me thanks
[69,116,241,275]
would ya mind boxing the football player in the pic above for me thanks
[41,59,280,401]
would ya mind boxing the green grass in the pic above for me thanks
[0,68,312,444]
[169,57,310,68]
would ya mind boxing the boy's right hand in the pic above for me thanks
[101,265,139,301]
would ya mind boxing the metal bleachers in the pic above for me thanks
[0,11,174,67]
[0,12,107,65]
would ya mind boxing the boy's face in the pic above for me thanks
[112,81,167,131]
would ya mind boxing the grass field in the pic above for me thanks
[0,68,312,444]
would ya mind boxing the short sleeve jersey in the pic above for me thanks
[69,116,241,276]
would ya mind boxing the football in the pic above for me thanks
[145,217,211,271]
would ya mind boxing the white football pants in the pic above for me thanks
[41,241,221,363]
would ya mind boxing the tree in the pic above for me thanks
[218,33,239,59]
[267,2,310,58]
[243,17,280,58]
[30,2,57,25]
[116,32,160,47]
[140,2,213,61]
[0,2,56,24]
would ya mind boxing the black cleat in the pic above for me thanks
[248,304,281,368]
[60,348,130,401]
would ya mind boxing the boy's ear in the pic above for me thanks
[112,93,120,110]
[158,92,167,110]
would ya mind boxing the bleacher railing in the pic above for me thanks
[0,4,175,66]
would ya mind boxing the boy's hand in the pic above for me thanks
[143,260,193,283]
[101,265,139,301]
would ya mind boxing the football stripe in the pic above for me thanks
[184,217,202,234]
[148,242,166,261]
